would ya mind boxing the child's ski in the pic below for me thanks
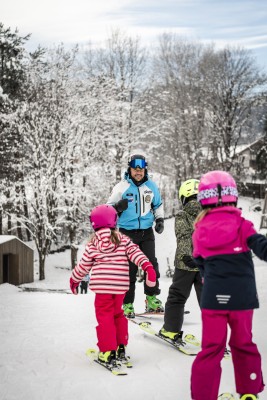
[85,349,127,375]
[218,393,236,400]
[129,320,200,355]
[135,311,165,317]
[224,347,231,359]
[117,355,133,368]
[135,310,190,317]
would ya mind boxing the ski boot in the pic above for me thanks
[117,344,132,367]
[239,395,258,400]
[98,350,117,366]
[159,328,183,344]
[145,295,164,312]
[123,303,135,318]
[117,344,126,360]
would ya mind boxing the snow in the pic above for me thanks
[0,235,34,248]
[0,235,16,244]
[0,197,267,400]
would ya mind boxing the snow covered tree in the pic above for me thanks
[81,29,147,182]
[0,22,31,236]
[140,35,209,197]
[202,47,267,171]
[256,113,267,181]
[16,45,86,278]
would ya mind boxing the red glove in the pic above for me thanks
[142,262,156,287]
[70,277,79,294]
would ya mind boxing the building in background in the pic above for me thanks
[0,236,34,285]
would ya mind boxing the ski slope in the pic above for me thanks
[0,197,266,400]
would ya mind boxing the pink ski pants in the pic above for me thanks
[94,293,128,352]
[191,309,264,400]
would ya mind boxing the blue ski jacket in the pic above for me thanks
[107,172,164,230]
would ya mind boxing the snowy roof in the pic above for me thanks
[0,235,17,244]
[0,235,33,250]
[235,136,265,155]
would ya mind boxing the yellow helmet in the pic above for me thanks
[179,179,200,204]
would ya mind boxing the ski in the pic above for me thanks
[224,347,231,359]
[85,349,127,375]
[218,393,235,400]
[135,311,165,317]
[129,320,200,355]
[117,355,133,368]
[134,310,190,317]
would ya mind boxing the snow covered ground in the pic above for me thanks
[0,197,267,400]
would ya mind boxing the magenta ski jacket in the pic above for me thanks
[193,206,267,310]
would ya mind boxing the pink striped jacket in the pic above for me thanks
[71,228,150,294]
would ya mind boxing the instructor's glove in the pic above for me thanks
[70,277,79,294]
[155,218,164,234]
[182,255,198,269]
[114,199,128,214]
[142,261,156,287]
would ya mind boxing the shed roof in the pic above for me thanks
[0,235,34,250]
[235,136,265,155]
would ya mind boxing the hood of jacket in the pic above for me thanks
[195,206,244,252]
[93,228,121,253]
[183,199,202,218]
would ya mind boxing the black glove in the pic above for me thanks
[182,255,198,269]
[155,218,164,234]
[114,199,128,213]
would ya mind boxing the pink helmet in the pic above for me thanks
[198,170,238,206]
[89,204,118,230]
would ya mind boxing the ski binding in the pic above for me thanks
[130,320,200,355]
[86,348,127,375]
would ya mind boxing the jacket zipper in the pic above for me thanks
[136,191,142,229]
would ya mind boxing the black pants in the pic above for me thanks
[163,268,202,332]
[80,281,88,294]
[119,227,161,304]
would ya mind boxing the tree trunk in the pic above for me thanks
[38,252,46,280]
[71,245,78,270]
[0,207,2,235]
[21,184,32,241]
[7,212,11,234]
[16,219,23,240]
[69,225,78,269]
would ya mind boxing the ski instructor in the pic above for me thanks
[107,153,164,318]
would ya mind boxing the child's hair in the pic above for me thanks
[110,229,121,245]
[194,209,211,226]
[194,202,237,227]
[89,228,121,246]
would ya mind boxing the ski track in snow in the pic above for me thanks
[0,197,267,400]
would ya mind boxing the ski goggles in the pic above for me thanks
[129,158,146,169]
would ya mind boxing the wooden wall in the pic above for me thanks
[0,238,34,285]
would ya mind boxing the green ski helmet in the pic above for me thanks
[179,179,200,205]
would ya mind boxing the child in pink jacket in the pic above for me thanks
[190,171,266,400]
[70,204,156,366]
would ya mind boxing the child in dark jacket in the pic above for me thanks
[190,171,266,400]
[159,178,202,342]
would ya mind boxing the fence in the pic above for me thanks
[237,182,266,199]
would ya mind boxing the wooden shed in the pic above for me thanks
[0,235,34,285]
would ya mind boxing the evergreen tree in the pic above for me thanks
[0,22,30,235]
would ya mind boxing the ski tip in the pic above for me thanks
[111,369,128,376]
[218,393,235,400]
[139,321,152,328]
[86,348,97,356]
